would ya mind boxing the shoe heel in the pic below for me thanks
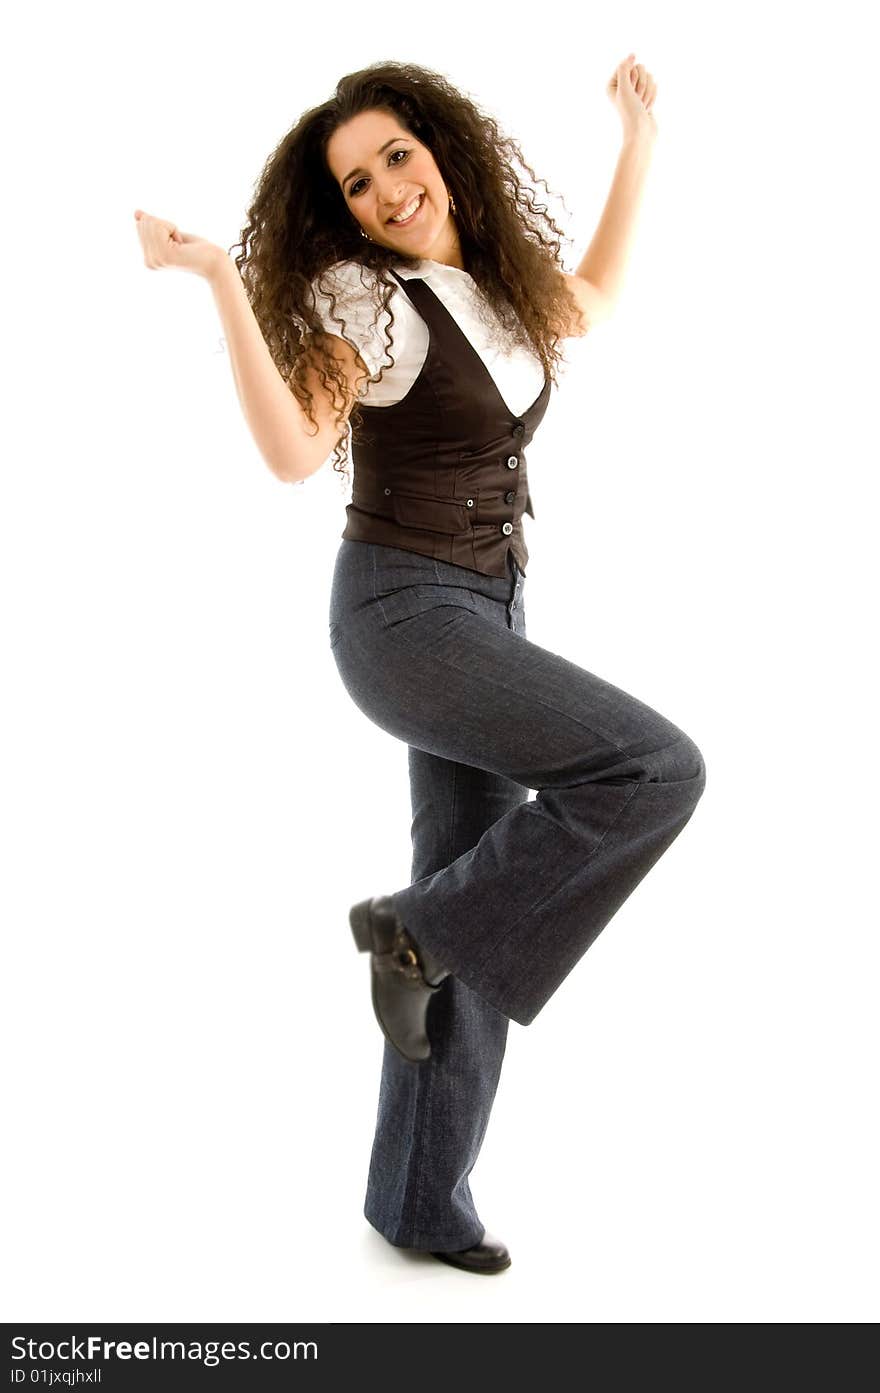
[349,898,375,953]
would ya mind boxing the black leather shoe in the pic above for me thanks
[349,895,450,1063]
[429,1232,512,1274]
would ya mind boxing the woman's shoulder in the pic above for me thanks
[309,257,370,314]
[309,259,403,324]
[310,258,388,300]
[308,260,406,378]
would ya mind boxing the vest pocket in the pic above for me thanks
[390,491,470,535]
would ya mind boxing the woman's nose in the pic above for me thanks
[378,186,407,213]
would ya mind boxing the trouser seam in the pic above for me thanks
[406,1056,437,1248]
[447,761,459,869]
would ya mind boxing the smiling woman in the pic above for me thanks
[229,57,691,1279]
[219,62,589,488]
[134,54,699,1281]
[326,115,458,257]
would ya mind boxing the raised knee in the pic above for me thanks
[645,734,706,788]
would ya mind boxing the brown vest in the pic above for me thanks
[340,269,551,578]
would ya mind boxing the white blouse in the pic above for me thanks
[308,257,547,419]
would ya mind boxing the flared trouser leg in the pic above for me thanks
[363,751,529,1251]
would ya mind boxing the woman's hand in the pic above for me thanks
[607,53,657,142]
[133,209,227,282]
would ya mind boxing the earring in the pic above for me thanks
[447,189,457,214]
[360,227,370,239]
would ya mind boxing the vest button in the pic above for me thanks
[384,487,391,495]
[502,522,513,536]
[504,490,516,504]
[466,498,474,507]
[506,456,519,469]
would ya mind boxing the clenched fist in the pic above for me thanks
[607,53,658,141]
[133,209,226,282]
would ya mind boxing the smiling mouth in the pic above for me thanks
[387,192,425,227]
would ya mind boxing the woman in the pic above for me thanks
[134,55,706,1277]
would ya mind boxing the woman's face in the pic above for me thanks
[326,108,463,267]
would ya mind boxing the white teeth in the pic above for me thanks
[389,194,422,223]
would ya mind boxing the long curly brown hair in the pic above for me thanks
[227,60,582,486]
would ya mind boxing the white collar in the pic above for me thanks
[392,258,471,282]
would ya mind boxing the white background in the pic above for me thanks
[3,0,877,1324]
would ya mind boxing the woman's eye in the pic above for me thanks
[350,149,409,197]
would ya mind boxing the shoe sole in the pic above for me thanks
[430,1251,512,1274]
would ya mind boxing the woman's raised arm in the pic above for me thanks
[134,209,367,484]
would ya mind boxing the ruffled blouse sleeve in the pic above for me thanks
[307,260,393,381]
